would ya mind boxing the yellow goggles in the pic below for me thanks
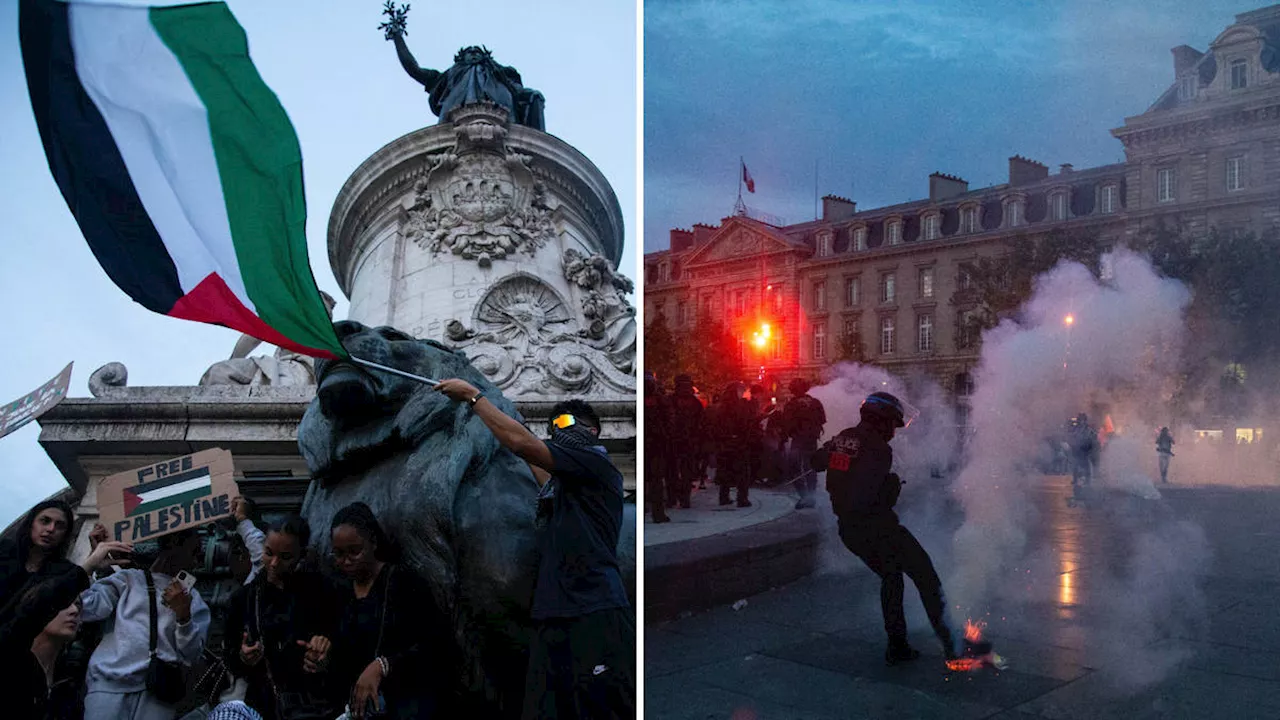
[551,414,577,429]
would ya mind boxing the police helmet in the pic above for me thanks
[861,391,907,428]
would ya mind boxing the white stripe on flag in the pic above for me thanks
[139,475,211,504]
[67,2,255,310]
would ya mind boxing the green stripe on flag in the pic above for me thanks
[148,3,346,358]
[130,486,213,517]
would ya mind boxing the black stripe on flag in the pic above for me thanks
[134,466,212,495]
[19,0,185,314]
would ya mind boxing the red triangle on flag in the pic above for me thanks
[123,487,142,516]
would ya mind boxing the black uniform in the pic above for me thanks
[711,395,758,507]
[1069,422,1097,487]
[668,390,705,508]
[643,388,672,522]
[783,393,827,504]
[813,423,951,651]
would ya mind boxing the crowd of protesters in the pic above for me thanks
[644,373,827,521]
[0,496,463,720]
[0,377,632,720]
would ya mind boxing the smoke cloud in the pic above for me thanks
[946,249,1213,686]
[806,250,1215,687]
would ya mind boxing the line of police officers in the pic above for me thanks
[644,375,829,521]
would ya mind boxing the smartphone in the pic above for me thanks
[175,570,197,592]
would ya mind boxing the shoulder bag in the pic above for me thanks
[143,569,187,705]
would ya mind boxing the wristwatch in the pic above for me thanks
[468,393,482,406]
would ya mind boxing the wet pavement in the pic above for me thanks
[645,476,1280,719]
[644,486,798,546]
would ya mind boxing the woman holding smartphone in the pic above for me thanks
[328,502,457,719]
[225,515,338,720]
[79,525,211,720]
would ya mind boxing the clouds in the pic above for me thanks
[644,0,1252,251]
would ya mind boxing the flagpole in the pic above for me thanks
[349,356,440,386]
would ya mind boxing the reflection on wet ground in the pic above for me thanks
[647,476,1280,719]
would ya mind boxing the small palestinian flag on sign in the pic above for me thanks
[123,467,213,517]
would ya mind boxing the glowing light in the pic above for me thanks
[1059,570,1075,608]
[749,322,772,349]
[946,619,1002,673]
[963,618,985,643]
[1064,314,1075,326]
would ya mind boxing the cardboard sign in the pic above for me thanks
[0,362,73,441]
[98,449,239,543]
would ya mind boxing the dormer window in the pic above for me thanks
[1003,198,1023,228]
[959,206,978,234]
[1050,191,1068,221]
[817,233,832,257]
[887,220,902,245]
[660,263,671,282]
[1178,75,1196,101]
[1100,184,1118,214]
[853,226,868,251]
[923,213,940,241]
[1231,59,1248,90]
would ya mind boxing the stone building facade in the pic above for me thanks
[644,5,1280,418]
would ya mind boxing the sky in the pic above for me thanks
[644,0,1260,252]
[0,0,636,526]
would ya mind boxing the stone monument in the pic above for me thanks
[332,11,635,415]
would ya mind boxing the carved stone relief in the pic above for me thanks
[402,103,559,267]
[447,271,634,399]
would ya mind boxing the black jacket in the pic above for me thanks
[331,564,457,718]
[783,395,827,443]
[224,570,339,720]
[0,565,90,720]
[0,540,77,619]
[813,423,901,523]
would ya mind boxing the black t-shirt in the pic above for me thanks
[532,443,629,620]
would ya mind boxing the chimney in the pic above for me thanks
[1009,155,1048,186]
[822,194,857,222]
[669,228,694,252]
[929,172,969,201]
[692,223,716,246]
[1059,163,1074,175]
[1171,45,1203,78]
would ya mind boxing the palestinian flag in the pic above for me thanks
[124,466,212,517]
[20,0,346,359]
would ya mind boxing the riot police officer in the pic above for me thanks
[812,391,956,665]
[783,379,826,509]
[711,382,758,507]
[644,373,671,523]
[669,375,706,508]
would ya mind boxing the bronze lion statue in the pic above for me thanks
[298,320,634,715]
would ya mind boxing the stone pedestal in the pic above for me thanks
[328,103,636,417]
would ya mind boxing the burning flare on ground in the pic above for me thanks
[945,619,1008,672]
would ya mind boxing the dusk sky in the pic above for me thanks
[0,0,636,525]
[644,0,1259,251]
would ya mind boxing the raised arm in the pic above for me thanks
[434,379,554,479]
[392,33,441,87]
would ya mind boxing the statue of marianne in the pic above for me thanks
[381,2,546,131]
